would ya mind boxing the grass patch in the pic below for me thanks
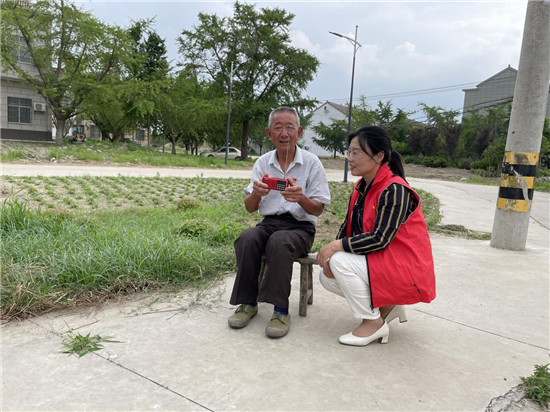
[0,148,26,162]
[1,201,248,319]
[521,360,550,407]
[61,326,119,357]
[1,140,255,169]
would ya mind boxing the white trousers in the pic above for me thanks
[319,251,380,320]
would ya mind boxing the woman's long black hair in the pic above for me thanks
[348,126,406,181]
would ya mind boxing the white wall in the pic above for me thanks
[300,102,347,158]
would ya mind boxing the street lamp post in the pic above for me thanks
[224,61,234,165]
[330,26,361,183]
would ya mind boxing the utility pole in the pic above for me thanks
[491,0,550,250]
[224,61,234,165]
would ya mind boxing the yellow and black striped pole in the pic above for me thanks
[491,0,550,251]
[496,151,538,213]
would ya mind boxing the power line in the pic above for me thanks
[325,75,519,104]
[409,97,513,123]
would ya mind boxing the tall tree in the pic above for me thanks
[416,103,461,159]
[461,103,511,159]
[79,20,170,142]
[0,0,132,145]
[126,19,170,145]
[351,97,416,152]
[177,1,319,160]
[312,120,348,158]
[157,71,225,154]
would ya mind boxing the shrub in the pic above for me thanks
[521,361,550,407]
[456,159,471,170]
[403,155,423,165]
[176,197,201,211]
[174,217,210,237]
[1,149,26,162]
[421,156,449,168]
[393,141,411,156]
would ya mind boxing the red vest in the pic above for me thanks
[346,164,436,307]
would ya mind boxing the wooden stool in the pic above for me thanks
[259,253,318,317]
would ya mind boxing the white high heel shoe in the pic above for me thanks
[384,305,408,324]
[339,321,389,346]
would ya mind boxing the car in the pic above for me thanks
[200,146,242,160]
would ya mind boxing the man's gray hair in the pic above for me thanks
[267,107,300,129]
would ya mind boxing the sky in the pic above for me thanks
[75,0,529,122]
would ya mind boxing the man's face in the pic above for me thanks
[265,112,303,151]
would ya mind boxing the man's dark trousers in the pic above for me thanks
[230,213,315,309]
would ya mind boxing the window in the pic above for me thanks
[8,97,32,124]
[13,36,32,63]
[90,125,101,138]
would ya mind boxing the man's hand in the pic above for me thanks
[252,173,271,197]
[245,173,270,213]
[281,179,303,203]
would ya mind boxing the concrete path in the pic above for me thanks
[1,163,549,411]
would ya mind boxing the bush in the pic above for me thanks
[176,197,201,211]
[521,361,550,407]
[393,141,411,156]
[403,155,423,165]
[421,156,449,168]
[455,159,471,170]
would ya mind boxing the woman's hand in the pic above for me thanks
[317,240,343,279]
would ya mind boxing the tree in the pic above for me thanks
[177,1,319,160]
[350,97,416,154]
[78,20,170,142]
[126,19,170,145]
[461,103,511,160]
[0,0,132,145]
[444,123,462,163]
[127,19,169,81]
[156,71,226,155]
[415,103,461,160]
[312,120,348,158]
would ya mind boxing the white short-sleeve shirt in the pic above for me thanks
[244,146,331,225]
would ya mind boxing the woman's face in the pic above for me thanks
[347,137,384,181]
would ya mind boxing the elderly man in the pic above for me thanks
[228,106,331,338]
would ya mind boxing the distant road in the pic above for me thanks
[2,162,549,235]
[1,162,348,181]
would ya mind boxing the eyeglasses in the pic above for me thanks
[344,148,366,159]
[271,125,298,134]
[344,148,377,160]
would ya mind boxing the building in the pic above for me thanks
[462,65,550,117]
[300,101,348,157]
[1,34,53,141]
[71,119,148,146]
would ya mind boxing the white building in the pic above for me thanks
[300,101,348,158]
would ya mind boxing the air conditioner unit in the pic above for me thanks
[33,102,46,112]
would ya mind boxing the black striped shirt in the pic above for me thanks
[337,181,416,255]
